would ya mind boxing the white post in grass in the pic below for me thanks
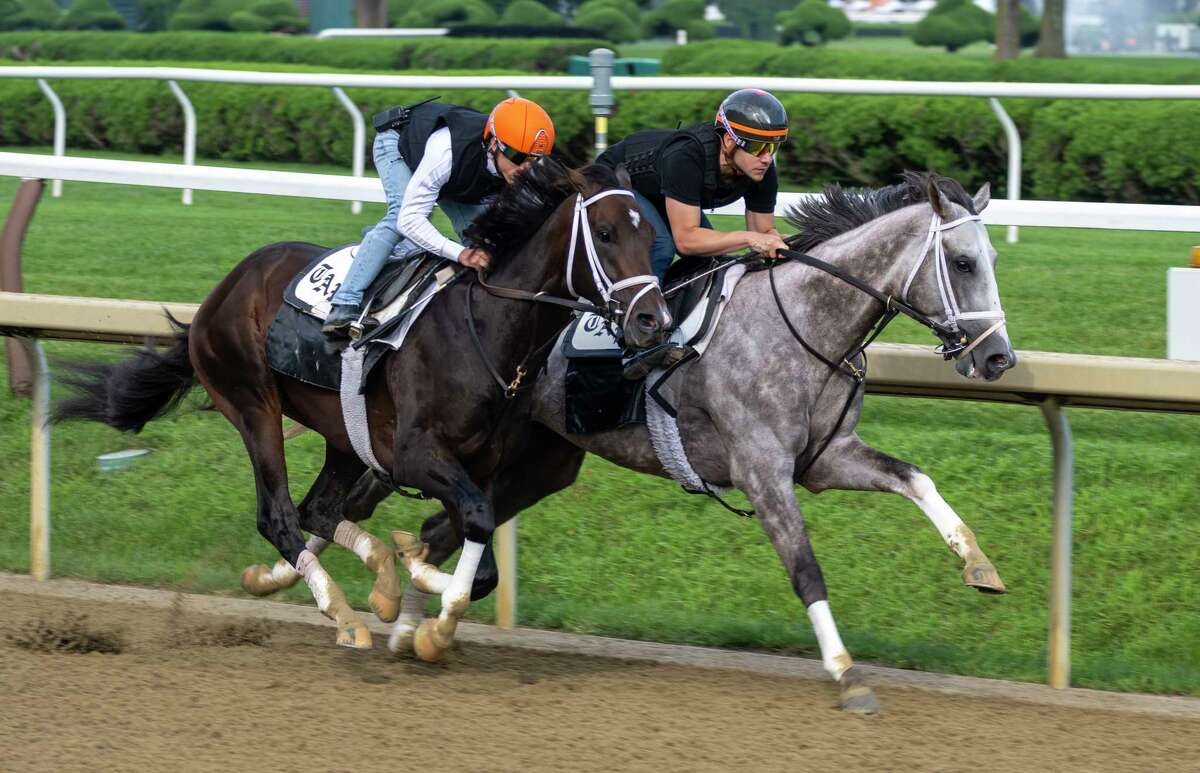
[35,79,65,198]
[167,80,196,206]
[494,518,517,629]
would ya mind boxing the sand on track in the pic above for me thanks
[0,588,1197,773]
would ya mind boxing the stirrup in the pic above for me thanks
[622,343,692,381]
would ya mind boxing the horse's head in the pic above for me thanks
[904,175,1016,382]
[563,163,670,350]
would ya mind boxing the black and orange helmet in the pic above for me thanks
[714,88,789,156]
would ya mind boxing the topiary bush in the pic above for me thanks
[499,0,563,27]
[0,0,64,30]
[912,0,992,52]
[58,0,127,29]
[397,0,497,26]
[572,6,639,43]
[777,0,851,46]
[643,0,705,37]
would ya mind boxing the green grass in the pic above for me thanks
[1,149,1198,695]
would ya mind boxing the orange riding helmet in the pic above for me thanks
[484,96,555,164]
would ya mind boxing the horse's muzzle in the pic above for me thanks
[623,293,671,351]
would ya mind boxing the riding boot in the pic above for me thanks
[323,304,379,339]
[622,342,693,381]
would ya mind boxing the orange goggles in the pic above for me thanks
[717,111,786,157]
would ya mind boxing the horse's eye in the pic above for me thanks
[596,228,612,243]
[954,259,973,274]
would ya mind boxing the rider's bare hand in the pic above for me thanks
[458,247,492,270]
[746,232,788,259]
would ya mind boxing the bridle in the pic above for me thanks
[469,187,662,398]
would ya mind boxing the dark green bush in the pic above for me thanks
[778,0,851,46]
[643,0,704,37]
[59,0,127,30]
[0,31,606,71]
[0,0,64,30]
[571,6,638,43]
[912,0,992,52]
[397,0,496,26]
[499,0,563,26]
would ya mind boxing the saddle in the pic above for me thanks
[266,245,466,392]
[561,256,747,434]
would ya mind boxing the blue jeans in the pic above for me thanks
[634,191,714,283]
[332,129,486,307]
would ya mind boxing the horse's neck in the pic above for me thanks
[770,207,926,357]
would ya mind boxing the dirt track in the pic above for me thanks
[1,587,1198,773]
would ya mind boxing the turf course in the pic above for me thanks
[0,150,1197,695]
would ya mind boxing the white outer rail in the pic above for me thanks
[3,152,1197,233]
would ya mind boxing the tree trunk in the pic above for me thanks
[1034,0,1066,58]
[994,0,1020,60]
[355,0,387,28]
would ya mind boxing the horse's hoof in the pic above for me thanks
[413,619,446,663]
[391,531,428,561]
[963,562,1007,594]
[840,686,882,715]
[387,625,416,657]
[336,622,373,650]
[241,564,283,596]
[370,589,401,623]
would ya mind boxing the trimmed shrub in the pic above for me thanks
[0,32,605,72]
[59,0,127,29]
[572,6,638,43]
[778,0,851,46]
[499,0,563,27]
[136,0,181,31]
[682,18,715,41]
[643,0,704,37]
[0,0,64,30]
[397,0,497,26]
[575,0,638,17]
[913,0,992,52]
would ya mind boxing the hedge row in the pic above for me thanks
[662,39,1200,84]
[2,70,1196,203]
[0,31,607,72]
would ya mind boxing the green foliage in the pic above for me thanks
[397,0,497,26]
[682,18,714,41]
[0,0,64,30]
[575,0,638,17]
[912,0,992,52]
[0,31,604,71]
[135,0,181,31]
[777,0,851,46]
[717,0,794,39]
[643,0,704,37]
[572,6,639,42]
[1018,5,1040,48]
[58,0,127,30]
[499,0,563,26]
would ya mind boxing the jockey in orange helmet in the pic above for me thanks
[324,96,555,337]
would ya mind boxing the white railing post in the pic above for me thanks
[988,97,1022,244]
[1040,398,1073,689]
[20,337,50,581]
[167,80,196,206]
[494,517,517,629]
[35,79,65,198]
[589,48,615,160]
[332,87,364,215]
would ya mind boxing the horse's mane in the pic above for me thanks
[465,158,623,265]
[784,171,977,253]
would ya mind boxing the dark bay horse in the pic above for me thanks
[55,159,668,658]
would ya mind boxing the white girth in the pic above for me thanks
[901,213,1007,359]
[565,189,660,317]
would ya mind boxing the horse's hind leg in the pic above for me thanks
[800,433,1005,594]
[240,459,391,598]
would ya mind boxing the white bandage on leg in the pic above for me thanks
[333,521,376,563]
[305,535,330,555]
[265,535,329,586]
[444,540,485,604]
[807,600,852,681]
[910,473,973,559]
[296,549,334,613]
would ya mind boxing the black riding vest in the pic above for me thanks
[397,102,502,205]
[620,124,725,208]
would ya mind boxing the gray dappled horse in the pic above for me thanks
[242,172,1015,714]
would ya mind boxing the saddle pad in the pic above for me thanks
[564,355,646,434]
[284,244,356,319]
[266,302,348,391]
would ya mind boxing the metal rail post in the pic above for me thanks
[332,87,365,215]
[1040,397,1073,689]
[987,97,1022,244]
[167,80,196,205]
[494,518,518,629]
[35,80,65,198]
[589,48,615,160]
[21,337,50,581]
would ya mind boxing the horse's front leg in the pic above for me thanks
[800,432,1005,593]
[732,450,881,715]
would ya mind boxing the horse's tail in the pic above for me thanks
[53,313,195,433]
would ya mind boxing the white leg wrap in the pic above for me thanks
[387,585,430,653]
[305,535,330,555]
[910,473,972,559]
[409,563,452,595]
[807,600,852,681]
[333,521,376,564]
[444,540,485,606]
[296,549,334,614]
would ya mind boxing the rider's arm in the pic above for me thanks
[745,209,781,238]
[396,128,468,263]
[665,197,786,258]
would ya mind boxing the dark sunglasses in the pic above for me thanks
[495,139,544,166]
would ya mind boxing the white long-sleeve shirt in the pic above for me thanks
[397,127,498,262]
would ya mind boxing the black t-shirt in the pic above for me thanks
[599,128,778,217]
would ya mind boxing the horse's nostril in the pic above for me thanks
[637,313,659,332]
[987,353,1010,372]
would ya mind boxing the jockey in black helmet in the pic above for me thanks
[597,88,790,284]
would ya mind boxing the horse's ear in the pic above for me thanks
[972,182,991,213]
[926,175,951,219]
[614,163,633,191]
[566,167,587,194]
